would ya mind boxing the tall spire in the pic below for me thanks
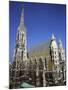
[58,39,63,48]
[20,7,24,26]
[59,39,62,44]
[18,7,25,31]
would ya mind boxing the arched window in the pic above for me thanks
[22,50,23,58]
[45,58,47,68]
[39,58,43,70]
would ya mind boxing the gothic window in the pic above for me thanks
[45,58,47,68]
[55,56,56,59]
[49,72,53,79]
[24,47,25,50]
[62,53,63,55]
[16,43,19,48]
[19,32,21,40]
[51,46,53,49]
[55,61,57,64]
[55,66,57,69]
[55,52,56,54]
[17,32,19,40]
[39,58,43,70]
[51,51,53,53]
[16,71,19,77]
[33,60,37,70]
[52,56,54,60]
[20,70,23,76]
[22,44,25,47]
[22,51,23,57]
[12,71,15,77]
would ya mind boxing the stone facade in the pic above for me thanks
[9,8,66,89]
[50,34,66,85]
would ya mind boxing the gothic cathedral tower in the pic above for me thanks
[58,39,65,62]
[58,39,66,82]
[15,8,27,62]
[50,34,60,84]
[10,8,27,88]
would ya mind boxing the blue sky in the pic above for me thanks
[9,1,66,63]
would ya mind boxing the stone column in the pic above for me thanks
[36,59,40,87]
[64,69,66,83]
[43,71,46,87]
[42,57,46,87]
[63,63,66,82]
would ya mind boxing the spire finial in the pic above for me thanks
[52,33,55,40]
[58,38,63,48]
[59,39,62,44]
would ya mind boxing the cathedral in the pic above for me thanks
[9,8,66,89]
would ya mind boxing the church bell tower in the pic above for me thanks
[10,8,27,88]
[15,8,27,63]
[50,34,60,84]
